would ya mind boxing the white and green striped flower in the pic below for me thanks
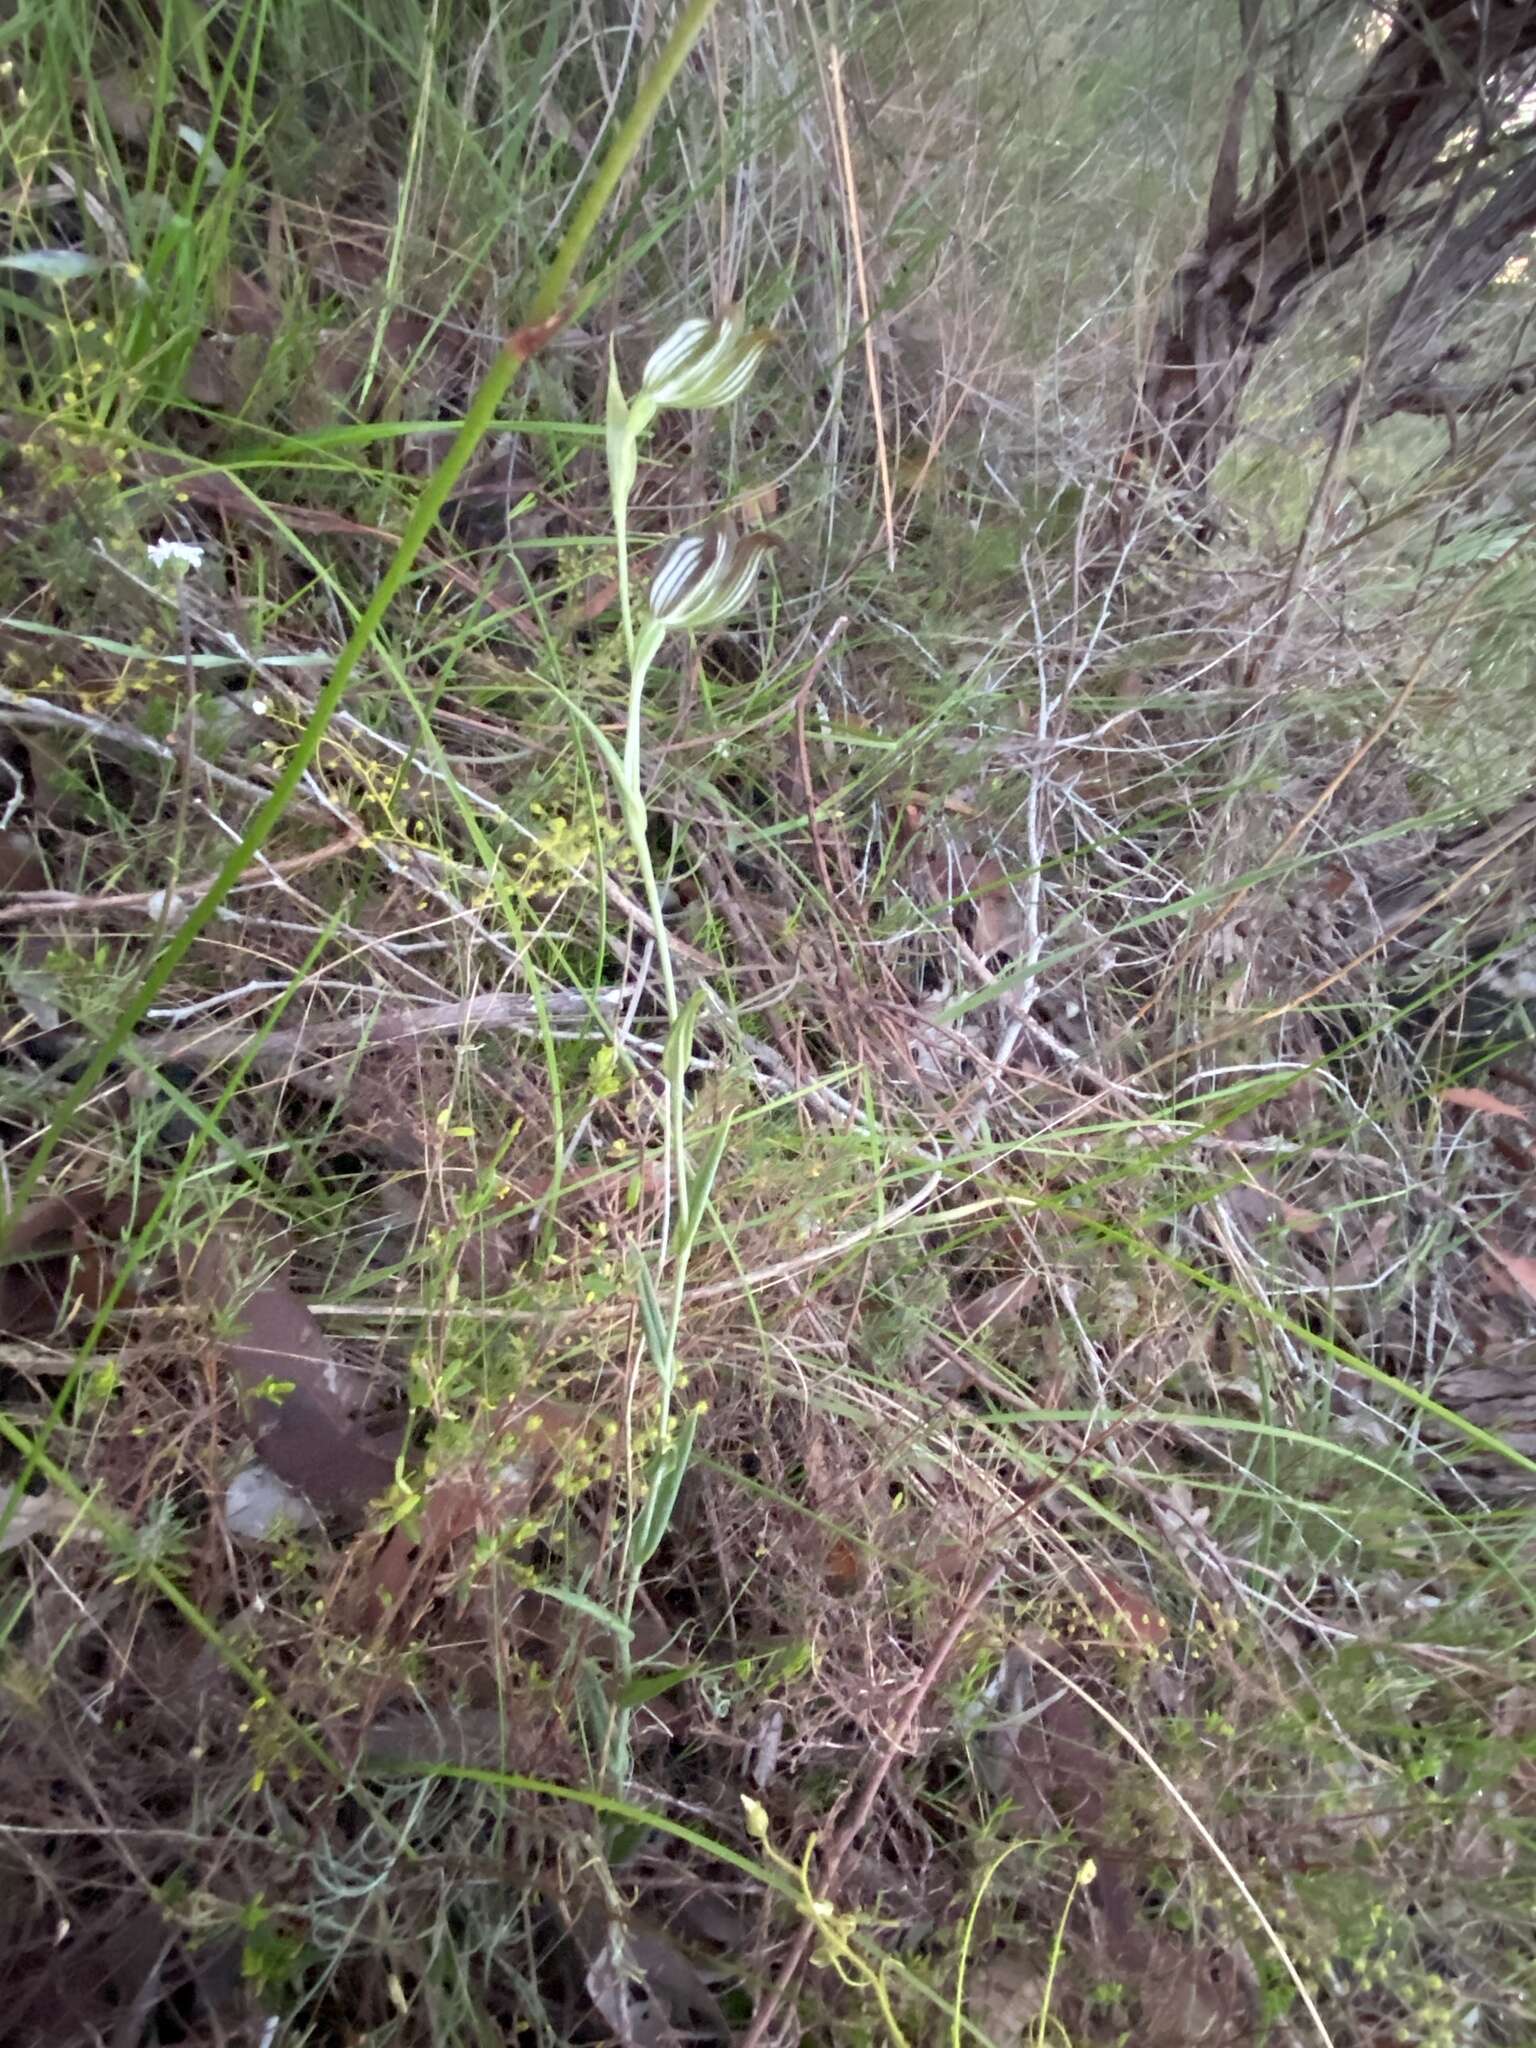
[638,306,776,412]
[648,526,778,630]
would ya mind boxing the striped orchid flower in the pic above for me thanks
[638,306,776,412]
[648,526,779,631]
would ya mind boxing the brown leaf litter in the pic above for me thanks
[183,1228,400,1515]
[348,1397,594,1639]
[1480,1237,1536,1311]
[0,1184,150,1339]
[0,1173,409,1519]
[985,1586,1257,2046]
[1441,1083,1533,1126]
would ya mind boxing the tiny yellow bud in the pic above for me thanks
[741,1795,770,1841]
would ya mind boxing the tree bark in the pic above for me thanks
[1134,0,1536,490]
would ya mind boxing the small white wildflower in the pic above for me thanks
[147,538,205,578]
[141,889,189,926]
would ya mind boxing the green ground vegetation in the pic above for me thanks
[3,2,1536,2043]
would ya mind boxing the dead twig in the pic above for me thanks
[827,45,896,572]
[0,828,363,926]
[142,986,620,1066]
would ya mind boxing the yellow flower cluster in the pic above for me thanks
[502,796,622,898]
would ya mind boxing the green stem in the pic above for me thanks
[612,396,656,675]
[1034,1859,1095,2048]
[606,396,676,1023]
[614,463,637,668]
[3,0,723,1240]
[615,781,680,1023]
[624,617,667,789]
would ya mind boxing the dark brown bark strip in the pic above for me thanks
[1136,0,1536,488]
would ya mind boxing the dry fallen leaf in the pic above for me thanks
[1442,1085,1533,1127]
[0,1185,146,1337]
[927,851,1031,959]
[0,828,66,1037]
[0,1488,87,1553]
[216,267,282,337]
[0,830,47,895]
[1278,1200,1326,1234]
[953,1272,1039,1336]
[224,1460,323,1542]
[1076,1570,1171,1656]
[0,1195,85,1337]
[186,1237,399,1514]
[821,1535,867,1596]
[967,857,1031,959]
[1481,1238,1536,1310]
[80,66,155,143]
[1333,1213,1395,1287]
[575,1903,728,2048]
[982,1660,1104,1833]
[1224,1178,1325,1237]
[355,1399,591,1634]
[1138,1940,1256,2048]
[359,1700,570,1776]
[737,479,781,527]
[961,1949,1047,2048]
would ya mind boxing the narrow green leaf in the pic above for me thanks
[663,990,704,1096]
[634,1408,698,1567]
[675,1110,733,1267]
[606,346,637,503]
[615,1662,698,1708]
[633,1255,671,1378]
[531,1580,633,1642]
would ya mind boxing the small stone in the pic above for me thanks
[225,1462,322,1541]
